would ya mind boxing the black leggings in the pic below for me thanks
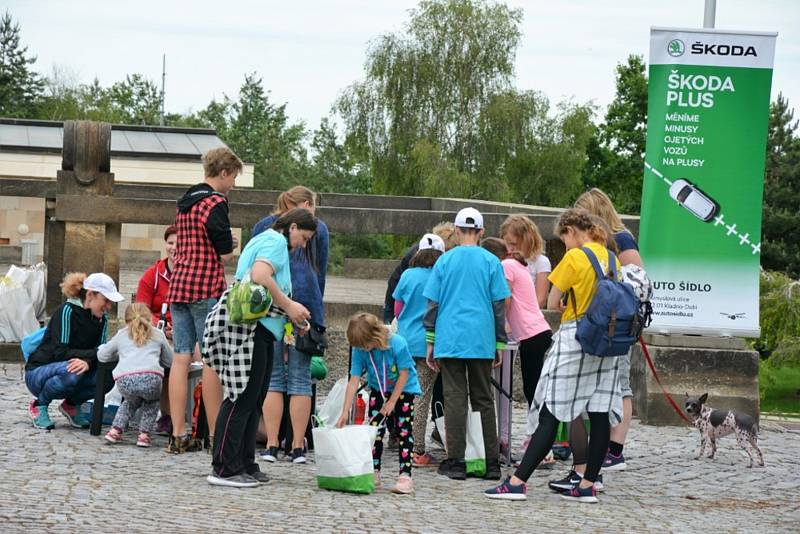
[212,324,274,477]
[515,405,610,483]
[570,417,589,465]
[518,330,553,407]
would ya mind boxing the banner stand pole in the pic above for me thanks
[703,0,717,28]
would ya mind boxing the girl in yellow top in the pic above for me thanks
[484,208,623,504]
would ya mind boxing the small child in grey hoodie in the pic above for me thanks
[98,303,173,447]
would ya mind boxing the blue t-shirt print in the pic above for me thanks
[423,245,510,360]
[349,334,422,395]
[392,267,432,358]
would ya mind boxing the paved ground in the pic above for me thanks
[1,362,798,533]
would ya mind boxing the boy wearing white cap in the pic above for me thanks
[392,233,446,467]
[25,272,124,430]
[423,208,510,480]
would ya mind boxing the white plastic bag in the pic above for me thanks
[434,404,487,476]
[3,263,47,322]
[23,263,47,321]
[312,425,378,493]
[317,377,348,427]
[0,281,40,342]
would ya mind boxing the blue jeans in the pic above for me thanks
[170,298,218,354]
[25,361,102,407]
[268,340,312,396]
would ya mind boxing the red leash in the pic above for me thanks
[639,337,692,424]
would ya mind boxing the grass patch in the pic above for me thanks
[760,361,800,414]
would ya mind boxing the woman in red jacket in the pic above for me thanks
[137,225,178,332]
[136,225,177,434]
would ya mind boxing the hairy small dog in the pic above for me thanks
[685,393,764,468]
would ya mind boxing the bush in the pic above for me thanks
[770,337,800,368]
[755,270,800,364]
[759,359,800,414]
[326,234,416,275]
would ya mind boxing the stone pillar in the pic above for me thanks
[45,120,119,314]
[630,334,760,425]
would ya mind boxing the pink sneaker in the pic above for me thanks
[391,475,414,494]
[28,399,40,419]
[136,432,152,448]
[105,427,123,444]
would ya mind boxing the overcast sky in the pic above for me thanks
[8,0,799,130]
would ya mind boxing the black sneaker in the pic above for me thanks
[548,469,581,492]
[248,470,270,484]
[260,446,280,463]
[482,463,502,480]
[287,448,307,464]
[437,459,467,480]
[549,470,605,492]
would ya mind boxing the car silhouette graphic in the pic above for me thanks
[668,178,719,222]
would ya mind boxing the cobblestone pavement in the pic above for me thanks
[1,362,798,533]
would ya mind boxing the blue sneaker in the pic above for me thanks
[59,401,90,429]
[602,451,627,471]
[560,484,598,503]
[30,401,55,430]
[484,476,527,500]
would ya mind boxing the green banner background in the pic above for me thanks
[640,28,776,336]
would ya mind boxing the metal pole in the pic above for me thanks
[703,0,716,28]
[160,54,166,126]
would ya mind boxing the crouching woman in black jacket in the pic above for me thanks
[25,272,124,430]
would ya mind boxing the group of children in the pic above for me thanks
[25,172,639,502]
[339,192,640,503]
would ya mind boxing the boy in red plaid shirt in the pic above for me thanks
[166,147,242,453]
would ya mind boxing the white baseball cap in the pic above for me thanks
[83,273,125,303]
[418,233,445,252]
[454,207,484,229]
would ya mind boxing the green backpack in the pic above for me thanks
[226,274,273,324]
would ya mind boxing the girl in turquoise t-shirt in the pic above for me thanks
[336,312,421,495]
[392,233,445,468]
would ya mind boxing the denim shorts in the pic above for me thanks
[268,339,312,396]
[170,299,217,354]
[617,350,633,398]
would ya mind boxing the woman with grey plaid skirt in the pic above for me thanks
[485,208,623,503]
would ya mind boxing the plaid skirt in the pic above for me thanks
[526,321,623,435]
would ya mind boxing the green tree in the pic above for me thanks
[477,90,595,206]
[0,11,43,118]
[106,73,161,124]
[583,55,648,214]
[192,74,309,190]
[337,0,523,198]
[762,93,800,277]
[37,72,163,125]
[307,117,373,194]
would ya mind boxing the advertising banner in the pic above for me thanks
[639,27,777,337]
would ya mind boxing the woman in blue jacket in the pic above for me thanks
[252,185,329,463]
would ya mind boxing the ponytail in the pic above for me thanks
[273,186,316,215]
[480,237,526,266]
[125,303,153,347]
[555,208,612,248]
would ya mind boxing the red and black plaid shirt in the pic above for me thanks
[167,194,228,303]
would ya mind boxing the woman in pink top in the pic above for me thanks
[481,238,553,407]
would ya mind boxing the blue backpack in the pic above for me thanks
[571,247,644,357]
[21,326,47,362]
